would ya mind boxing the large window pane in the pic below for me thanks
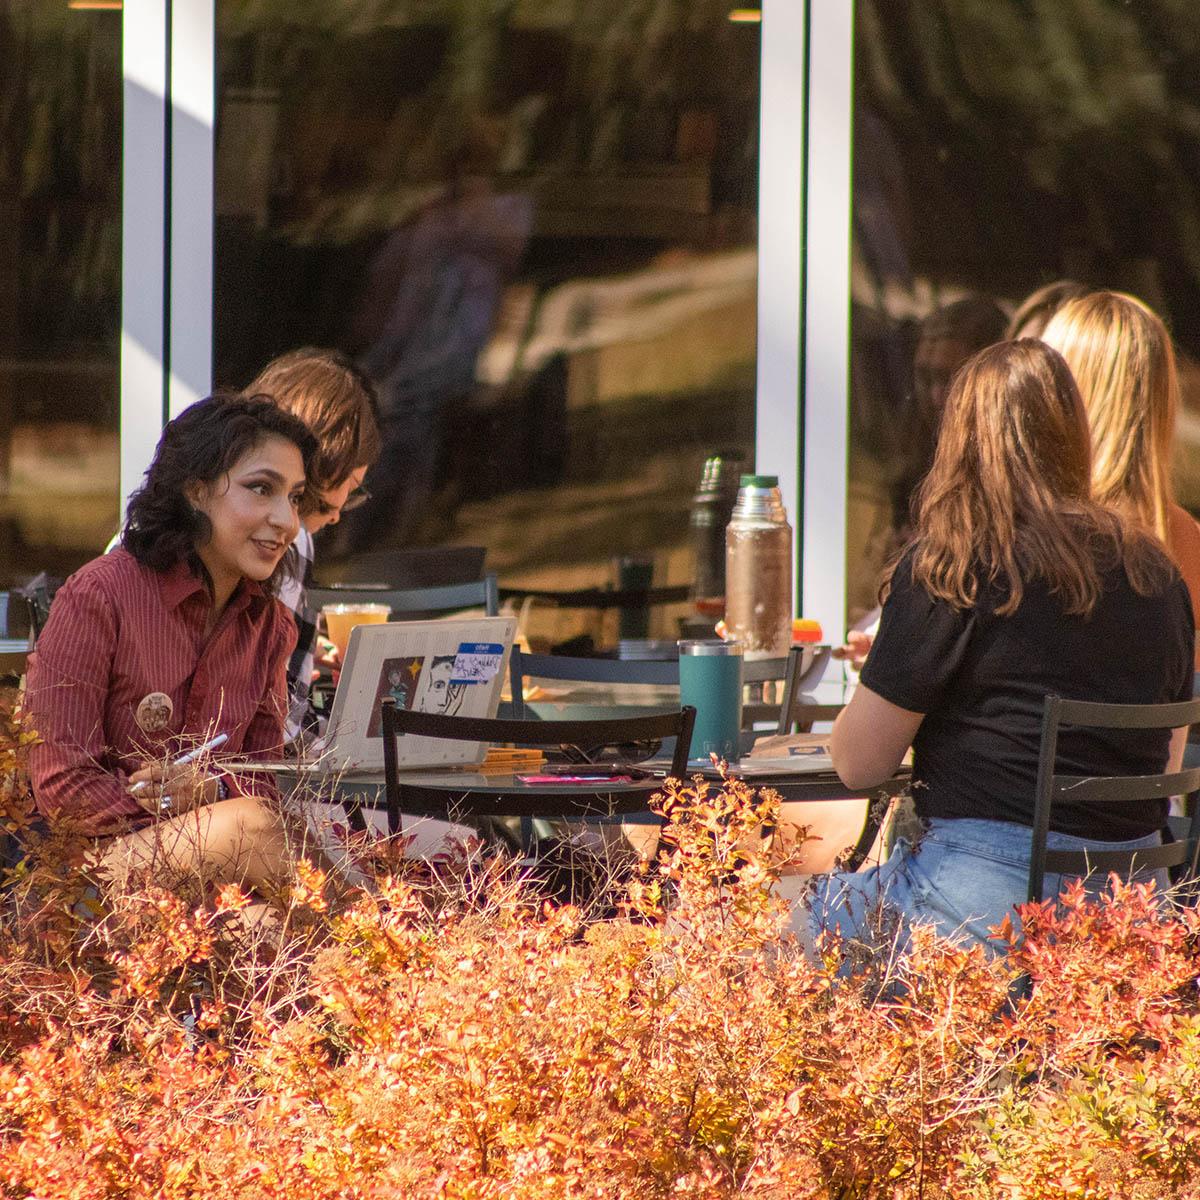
[850,1,1200,622]
[214,2,758,629]
[0,4,121,585]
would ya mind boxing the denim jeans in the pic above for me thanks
[797,817,1167,955]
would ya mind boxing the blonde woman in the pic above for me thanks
[1041,291,1200,659]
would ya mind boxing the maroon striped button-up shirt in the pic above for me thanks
[25,547,298,834]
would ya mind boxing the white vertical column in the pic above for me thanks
[755,0,806,610]
[801,0,853,640]
[168,0,215,417]
[120,0,168,513]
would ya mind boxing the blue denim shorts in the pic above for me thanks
[797,817,1166,955]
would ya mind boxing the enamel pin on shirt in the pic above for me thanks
[135,692,173,733]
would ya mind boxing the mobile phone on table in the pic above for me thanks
[535,761,653,779]
[517,772,636,785]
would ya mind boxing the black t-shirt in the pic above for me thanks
[860,547,1195,840]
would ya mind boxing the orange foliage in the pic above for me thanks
[0,703,1195,1198]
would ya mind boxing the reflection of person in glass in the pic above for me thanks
[341,122,532,554]
[894,295,1007,528]
[417,654,466,716]
[1004,279,1088,340]
[841,295,1008,669]
[912,295,1007,421]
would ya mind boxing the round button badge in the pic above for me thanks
[135,692,174,733]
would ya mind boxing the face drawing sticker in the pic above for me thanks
[135,692,174,733]
[416,655,467,716]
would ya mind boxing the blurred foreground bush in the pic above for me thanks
[0,696,1198,1198]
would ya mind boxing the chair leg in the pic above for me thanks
[385,794,403,839]
[343,796,369,836]
[380,698,403,840]
[843,793,894,873]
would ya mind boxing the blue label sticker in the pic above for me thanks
[451,642,505,685]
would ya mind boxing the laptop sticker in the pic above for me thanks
[366,655,424,738]
[450,642,505,685]
[416,654,467,716]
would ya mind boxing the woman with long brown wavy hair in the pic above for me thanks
[1040,290,1200,662]
[798,339,1194,954]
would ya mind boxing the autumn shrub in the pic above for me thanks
[0,696,1197,1198]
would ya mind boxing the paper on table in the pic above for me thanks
[747,732,831,759]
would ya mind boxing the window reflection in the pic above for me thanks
[851,0,1200,622]
[214,2,759,625]
[0,4,121,585]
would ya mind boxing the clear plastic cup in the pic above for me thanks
[322,603,390,660]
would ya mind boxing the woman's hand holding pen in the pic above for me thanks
[127,762,219,816]
[127,733,229,818]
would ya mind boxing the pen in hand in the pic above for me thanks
[128,732,229,795]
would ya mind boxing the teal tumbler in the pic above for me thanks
[677,639,744,762]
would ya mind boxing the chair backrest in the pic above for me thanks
[380,700,696,818]
[307,574,499,619]
[730,653,800,686]
[16,573,61,645]
[509,647,680,717]
[0,592,33,680]
[775,644,835,734]
[510,647,803,729]
[320,545,487,589]
[1029,694,1200,902]
[498,583,691,611]
[0,592,33,644]
[720,653,791,729]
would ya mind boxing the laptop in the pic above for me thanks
[244,616,517,775]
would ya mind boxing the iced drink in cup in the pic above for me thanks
[322,603,390,660]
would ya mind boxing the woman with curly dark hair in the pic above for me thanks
[25,394,327,895]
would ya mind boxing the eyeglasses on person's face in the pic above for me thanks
[314,485,371,518]
[302,472,372,535]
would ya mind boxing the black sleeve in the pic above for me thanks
[1169,577,1195,704]
[859,549,976,714]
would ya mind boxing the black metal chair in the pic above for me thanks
[508,646,796,729]
[742,647,829,731]
[15,573,58,645]
[508,647,680,718]
[499,582,691,648]
[772,644,836,732]
[21,592,48,645]
[0,590,41,682]
[498,582,691,611]
[378,699,696,839]
[1028,694,1200,903]
[307,574,499,619]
